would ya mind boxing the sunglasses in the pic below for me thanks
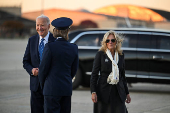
[105,39,116,43]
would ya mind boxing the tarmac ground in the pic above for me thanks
[0,39,170,113]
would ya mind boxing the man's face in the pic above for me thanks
[36,18,50,38]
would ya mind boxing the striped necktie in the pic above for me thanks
[39,38,45,62]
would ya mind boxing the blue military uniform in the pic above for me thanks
[38,17,79,113]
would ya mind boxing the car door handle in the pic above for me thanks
[153,55,163,59]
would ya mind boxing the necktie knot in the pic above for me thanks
[41,38,45,42]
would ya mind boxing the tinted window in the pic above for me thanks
[151,35,157,49]
[137,34,151,48]
[159,35,170,50]
[122,34,137,48]
[99,34,105,46]
[151,35,170,50]
[75,34,100,46]
[68,31,82,42]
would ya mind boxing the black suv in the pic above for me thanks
[68,28,170,89]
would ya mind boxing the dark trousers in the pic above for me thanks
[44,96,71,113]
[31,86,44,113]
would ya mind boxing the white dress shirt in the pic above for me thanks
[39,32,50,47]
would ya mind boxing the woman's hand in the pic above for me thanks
[125,94,131,104]
[91,93,97,103]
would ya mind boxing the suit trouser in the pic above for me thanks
[44,95,71,113]
[31,86,44,113]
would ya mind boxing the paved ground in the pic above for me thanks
[0,39,170,113]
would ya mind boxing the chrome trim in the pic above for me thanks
[94,31,139,34]
[137,75,149,78]
[78,46,170,52]
[122,47,137,51]
[150,76,170,80]
[72,28,170,33]
[136,48,150,51]
[126,48,170,52]
[70,31,101,43]
[125,74,136,77]
[153,55,163,59]
[86,72,100,75]
[78,46,100,49]
[138,32,152,35]
[136,48,170,53]
[152,33,170,36]
[150,49,170,52]
[85,72,170,80]
[86,72,91,75]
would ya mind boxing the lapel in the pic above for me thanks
[48,32,55,43]
[35,34,40,62]
[118,54,121,68]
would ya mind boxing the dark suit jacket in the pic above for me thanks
[23,33,55,91]
[90,51,129,104]
[38,38,79,96]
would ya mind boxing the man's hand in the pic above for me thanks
[126,94,131,104]
[32,68,39,76]
[91,93,97,103]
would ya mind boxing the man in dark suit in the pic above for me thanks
[38,17,79,113]
[23,15,55,113]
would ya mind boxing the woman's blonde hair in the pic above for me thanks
[99,30,124,55]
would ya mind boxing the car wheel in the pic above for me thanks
[72,68,82,90]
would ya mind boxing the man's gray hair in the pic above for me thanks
[36,14,50,25]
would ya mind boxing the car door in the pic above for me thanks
[117,31,138,81]
[73,32,101,73]
[150,33,170,81]
[136,32,151,80]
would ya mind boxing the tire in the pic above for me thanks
[72,68,82,90]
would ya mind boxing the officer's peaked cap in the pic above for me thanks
[51,17,73,30]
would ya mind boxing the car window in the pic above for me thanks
[159,36,170,50]
[122,34,137,48]
[137,34,151,48]
[151,35,170,50]
[68,31,82,42]
[75,34,100,46]
[99,34,105,46]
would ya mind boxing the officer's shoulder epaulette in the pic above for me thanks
[72,43,78,47]
[70,43,77,45]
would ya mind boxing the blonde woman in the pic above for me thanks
[90,30,131,113]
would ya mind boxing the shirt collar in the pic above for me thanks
[57,37,63,39]
[39,32,50,42]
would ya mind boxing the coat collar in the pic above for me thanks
[56,37,67,42]
[48,32,55,42]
